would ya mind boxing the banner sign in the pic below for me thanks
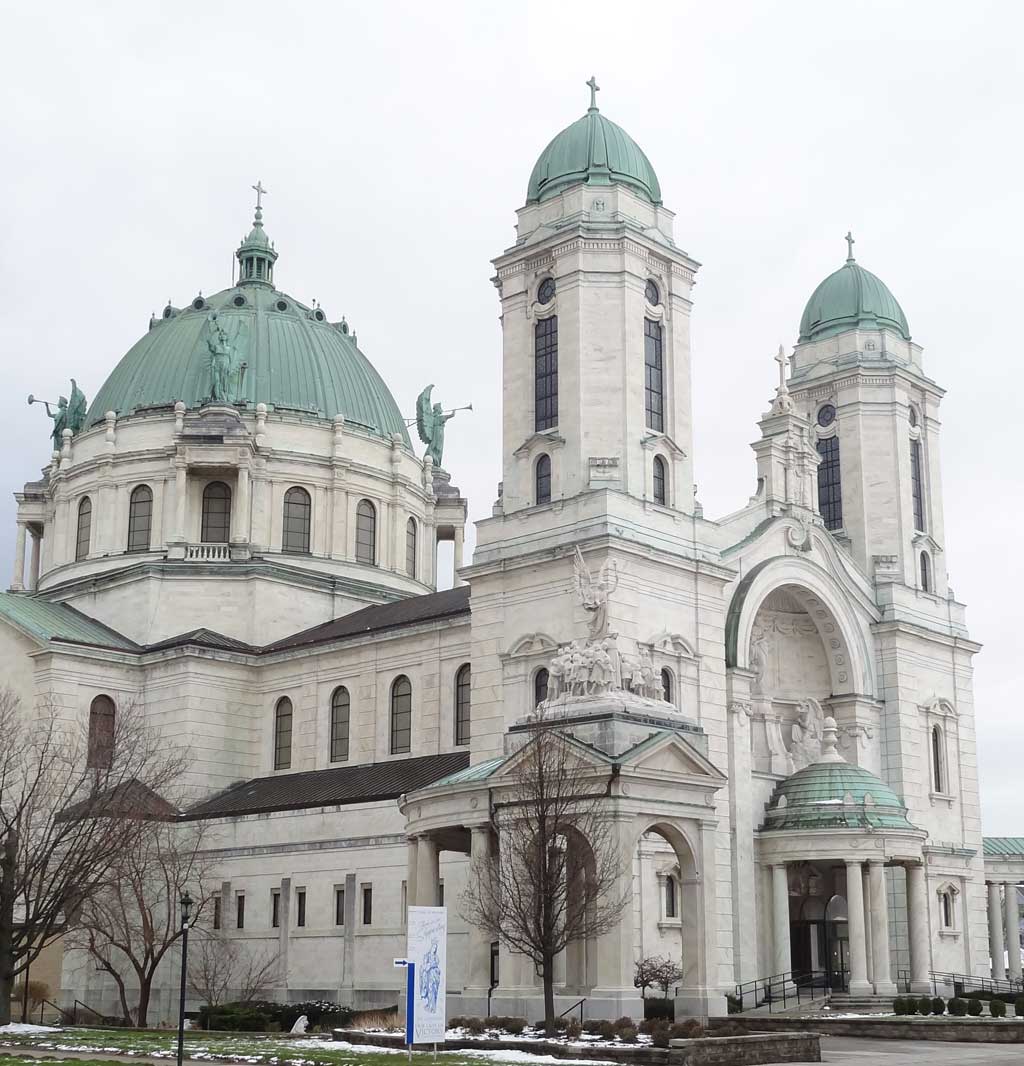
[405,905,447,1043]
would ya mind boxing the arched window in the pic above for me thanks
[454,664,471,746]
[282,487,312,554]
[940,887,955,929]
[201,481,231,543]
[534,315,558,431]
[535,454,551,505]
[406,518,417,578]
[76,497,92,561]
[274,697,293,770]
[661,668,673,704]
[653,456,667,506]
[356,500,376,565]
[665,875,677,919]
[330,687,350,763]
[931,725,944,793]
[816,436,843,531]
[534,668,549,708]
[87,695,115,770]
[127,485,153,552]
[910,439,926,532]
[920,551,931,593]
[390,676,412,754]
[644,318,664,432]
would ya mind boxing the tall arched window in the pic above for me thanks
[201,481,231,543]
[76,497,92,561]
[87,695,115,770]
[455,664,471,746]
[816,436,843,531]
[644,318,664,432]
[910,439,926,532]
[282,487,312,554]
[406,518,417,578]
[920,551,931,593]
[653,456,667,506]
[661,668,673,704]
[274,697,293,770]
[940,887,955,929]
[127,485,153,552]
[535,454,551,505]
[356,500,376,565]
[330,687,350,763]
[931,725,944,793]
[665,875,677,919]
[390,676,412,754]
[534,315,558,431]
[534,668,549,708]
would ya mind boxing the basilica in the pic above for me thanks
[3,82,1021,1021]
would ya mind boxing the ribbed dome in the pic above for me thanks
[526,103,661,205]
[799,252,910,343]
[86,283,410,445]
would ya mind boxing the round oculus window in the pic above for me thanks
[276,299,288,312]
[233,295,246,307]
[537,278,555,305]
[645,279,660,306]
[314,309,325,321]
[817,403,837,427]
[192,297,205,310]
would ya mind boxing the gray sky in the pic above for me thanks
[2,1,1021,832]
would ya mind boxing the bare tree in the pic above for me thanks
[65,821,214,1026]
[634,956,661,1000]
[0,688,185,1024]
[461,720,627,1032]
[187,931,279,1008]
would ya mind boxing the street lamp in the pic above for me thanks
[176,892,193,1066]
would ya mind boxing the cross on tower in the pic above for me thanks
[845,230,855,262]
[775,343,789,392]
[252,180,268,210]
[586,76,600,110]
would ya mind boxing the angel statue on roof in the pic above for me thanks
[573,545,619,640]
[28,379,87,449]
[415,384,470,469]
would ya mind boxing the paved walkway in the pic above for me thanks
[812,1035,1024,1065]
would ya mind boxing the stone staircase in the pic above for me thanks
[826,992,896,1013]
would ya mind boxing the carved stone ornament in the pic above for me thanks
[788,697,825,771]
[729,700,753,718]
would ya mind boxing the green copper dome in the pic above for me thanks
[526,80,661,205]
[799,237,910,343]
[86,203,410,445]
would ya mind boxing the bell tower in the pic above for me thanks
[491,80,699,516]
[787,236,948,595]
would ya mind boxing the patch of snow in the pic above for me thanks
[444,1053,615,1066]
[0,1025,62,1034]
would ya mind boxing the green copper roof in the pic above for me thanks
[0,593,138,650]
[799,237,910,343]
[526,84,661,205]
[761,724,918,833]
[86,282,410,444]
[984,837,1024,858]
[430,755,507,788]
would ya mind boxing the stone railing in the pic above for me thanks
[185,543,231,561]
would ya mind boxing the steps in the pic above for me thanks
[826,992,896,1013]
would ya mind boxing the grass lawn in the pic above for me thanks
[0,1029,604,1066]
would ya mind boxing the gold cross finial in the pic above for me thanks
[586,76,600,111]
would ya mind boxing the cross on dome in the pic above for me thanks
[845,230,855,263]
[586,75,600,112]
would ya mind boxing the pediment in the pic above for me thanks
[503,632,559,660]
[645,631,697,659]
[623,731,726,784]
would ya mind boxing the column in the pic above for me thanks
[1004,882,1021,982]
[868,861,895,994]
[845,861,871,994]
[232,466,251,544]
[173,461,187,541]
[988,882,1005,980]
[592,822,640,1003]
[906,864,931,993]
[862,865,873,984]
[28,532,41,590]
[416,835,439,908]
[10,522,27,591]
[406,837,419,912]
[771,863,791,977]
[465,828,493,997]
[453,525,466,586]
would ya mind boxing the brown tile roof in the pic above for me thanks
[183,749,471,819]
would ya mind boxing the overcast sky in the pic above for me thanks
[2,2,1021,832]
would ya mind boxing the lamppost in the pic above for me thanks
[176,892,193,1066]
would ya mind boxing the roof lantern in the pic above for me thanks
[236,180,279,287]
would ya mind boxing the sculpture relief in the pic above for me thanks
[203,312,249,404]
[789,697,825,770]
[573,546,619,640]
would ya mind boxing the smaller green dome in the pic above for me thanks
[526,80,661,205]
[799,236,910,343]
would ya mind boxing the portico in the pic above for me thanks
[983,838,1024,983]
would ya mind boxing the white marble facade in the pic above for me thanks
[2,90,1010,1022]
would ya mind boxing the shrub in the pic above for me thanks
[892,997,905,1015]
[504,1018,526,1035]
[726,993,742,1015]
[1015,996,1024,1017]
[901,997,917,1015]
[643,997,674,1021]
[989,998,1006,1018]
[948,998,968,1016]
[931,996,946,1016]
[196,1005,271,1031]
[915,996,931,1016]
[670,1019,703,1040]
[590,1020,616,1040]
[650,1023,671,1048]
[967,999,983,1017]
[617,1026,638,1043]
[614,1016,635,1031]
[467,1017,487,1034]
[565,1018,582,1039]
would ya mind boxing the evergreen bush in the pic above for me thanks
[917,996,932,1016]
[892,997,905,1015]
[1015,996,1024,1017]
[902,997,917,1015]
[948,998,968,1016]
[989,998,1006,1018]
[931,996,945,1015]
[967,999,983,1016]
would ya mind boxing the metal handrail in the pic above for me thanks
[71,998,106,1025]
[558,998,586,1023]
[734,969,843,1014]
[928,970,1024,997]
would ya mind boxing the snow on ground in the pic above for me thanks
[0,1025,62,1034]
[443,1053,615,1065]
